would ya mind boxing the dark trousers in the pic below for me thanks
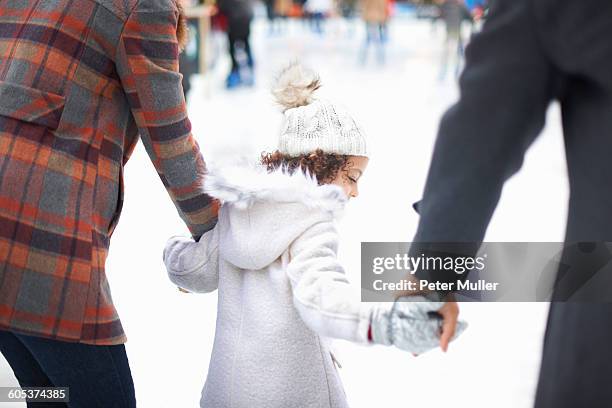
[411,1,612,407]
[0,330,136,408]
[228,33,253,72]
[227,21,253,72]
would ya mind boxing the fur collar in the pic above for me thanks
[204,162,348,215]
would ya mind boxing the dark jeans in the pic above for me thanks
[0,330,136,408]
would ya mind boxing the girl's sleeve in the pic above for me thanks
[287,220,374,344]
[163,225,220,293]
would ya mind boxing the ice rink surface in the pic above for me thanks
[1,12,567,408]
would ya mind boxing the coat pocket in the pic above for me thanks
[0,80,66,130]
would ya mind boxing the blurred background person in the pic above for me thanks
[218,0,255,88]
[464,0,487,22]
[339,0,359,36]
[360,0,390,64]
[264,0,281,34]
[275,0,294,26]
[304,0,335,34]
[437,0,470,80]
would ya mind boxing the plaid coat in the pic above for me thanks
[0,0,218,345]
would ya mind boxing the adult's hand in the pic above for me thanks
[393,276,462,352]
[437,299,459,352]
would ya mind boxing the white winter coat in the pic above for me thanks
[164,164,374,408]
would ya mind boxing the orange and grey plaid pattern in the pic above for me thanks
[0,0,218,345]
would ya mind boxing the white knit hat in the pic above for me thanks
[272,63,368,157]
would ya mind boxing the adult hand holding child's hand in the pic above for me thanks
[369,296,467,355]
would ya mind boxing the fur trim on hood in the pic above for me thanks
[201,161,348,270]
[204,162,348,216]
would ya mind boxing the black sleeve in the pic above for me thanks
[410,0,556,294]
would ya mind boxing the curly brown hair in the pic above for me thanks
[176,1,189,52]
[260,149,351,185]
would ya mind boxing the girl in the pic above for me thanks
[163,64,466,407]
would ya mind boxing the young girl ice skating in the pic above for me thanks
[163,64,466,408]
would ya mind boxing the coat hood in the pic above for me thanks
[204,162,347,270]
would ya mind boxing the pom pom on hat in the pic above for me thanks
[272,62,322,112]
